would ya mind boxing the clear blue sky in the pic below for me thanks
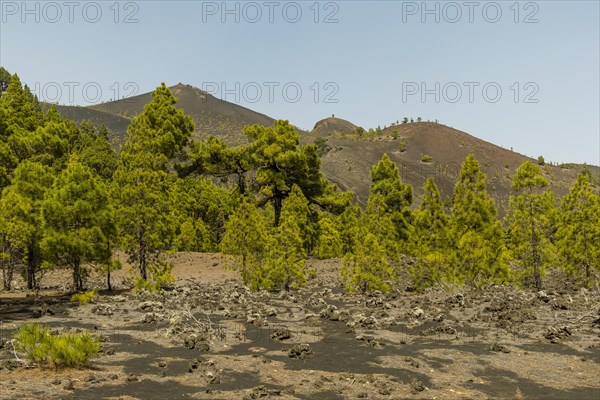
[1,1,598,165]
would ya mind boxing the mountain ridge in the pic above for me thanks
[42,83,599,214]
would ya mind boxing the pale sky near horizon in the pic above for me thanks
[1,0,598,165]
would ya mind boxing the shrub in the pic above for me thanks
[70,289,96,305]
[134,261,175,293]
[13,323,101,367]
[399,138,408,153]
[421,154,433,163]
[537,155,545,165]
[353,127,366,137]
[314,137,329,156]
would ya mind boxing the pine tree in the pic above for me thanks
[414,178,448,250]
[0,74,44,133]
[368,153,412,214]
[410,178,452,288]
[366,153,413,257]
[170,177,229,252]
[112,84,194,281]
[123,83,194,164]
[556,172,600,285]
[314,214,344,259]
[112,156,176,281]
[42,156,115,291]
[181,135,253,195]
[506,161,556,289]
[0,74,54,188]
[0,67,11,96]
[0,161,54,289]
[75,122,118,181]
[220,197,271,285]
[244,120,325,226]
[279,185,316,252]
[261,206,307,291]
[337,204,362,254]
[450,154,509,285]
[340,227,395,294]
[366,194,404,259]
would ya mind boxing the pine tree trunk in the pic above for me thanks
[238,172,246,195]
[6,255,14,290]
[0,237,12,290]
[107,270,112,291]
[73,257,83,291]
[2,268,7,291]
[140,246,147,281]
[2,252,14,291]
[27,243,36,290]
[274,194,283,227]
[139,229,148,280]
[531,218,542,290]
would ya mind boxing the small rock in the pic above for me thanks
[271,327,292,341]
[490,343,511,353]
[551,299,569,310]
[63,379,75,390]
[288,344,313,359]
[142,312,162,323]
[127,373,139,382]
[138,301,164,312]
[265,307,277,317]
[433,314,446,322]
[92,303,115,316]
[412,308,424,319]
[411,379,426,392]
[537,290,551,303]
[378,385,392,395]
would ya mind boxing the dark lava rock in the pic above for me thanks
[490,343,511,353]
[544,326,572,343]
[550,299,570,310]
[411,379,426,392]
[63,379,75,390]
[537,290,551,303]
[92,303,115,316]
[0,360,22,371]
[288,344,313,359]
[184,334,211,351]
[127,373,139,382]
[243,385,282,399]
[271,327,292,341]
[31,304,54,318]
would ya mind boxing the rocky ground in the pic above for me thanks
[1,253,599,399]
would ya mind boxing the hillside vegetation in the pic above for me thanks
[1,68,599,294]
